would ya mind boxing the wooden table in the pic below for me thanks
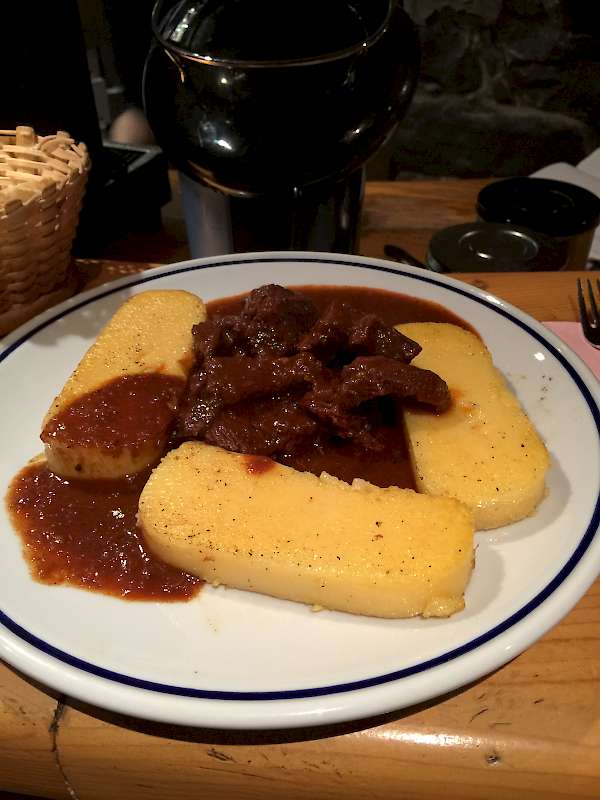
[1,182,599,800]
[92,177,493,266]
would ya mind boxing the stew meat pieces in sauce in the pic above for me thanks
[174,285,450,484]
[7,284,458,600]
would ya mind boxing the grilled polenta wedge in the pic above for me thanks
[396,322,549,530]
[139,441,475,618]
[41,290,205,478]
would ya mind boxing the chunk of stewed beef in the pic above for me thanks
[239,284,319,355]
[176,285,449,460]
[204,396,319,455]
[301,356,449,440]
[175,353,324,438]
[298,301,420,364]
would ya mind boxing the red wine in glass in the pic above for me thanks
[144,0,419,254]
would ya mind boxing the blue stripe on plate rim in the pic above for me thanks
[1,255,599,702]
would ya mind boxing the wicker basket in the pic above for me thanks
[0,125,90,336]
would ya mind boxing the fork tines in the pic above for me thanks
[577,278,600,348]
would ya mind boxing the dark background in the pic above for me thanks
[85,0,600,180]
[3,0,598,181]
[371,0,600,178]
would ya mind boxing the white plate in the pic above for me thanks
[1,252,599,730]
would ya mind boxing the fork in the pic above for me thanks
[577,278,600,349]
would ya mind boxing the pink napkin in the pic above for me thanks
[543,321,600,379]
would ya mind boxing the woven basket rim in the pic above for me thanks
[0,127,90,218]
[0,126,91,208]
[0,126,89,334]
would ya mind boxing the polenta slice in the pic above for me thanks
[396,322,549,530]
[41,290,205,478]
[138,441,474,618]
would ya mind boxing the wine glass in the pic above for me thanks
[144,0,419,255]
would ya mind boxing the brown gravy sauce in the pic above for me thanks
[6,285,470,601]
[243,455,276,475]
[7,463,201,600]
[210,285,471,491]
[42,373,185,453]
[209,284,472,329]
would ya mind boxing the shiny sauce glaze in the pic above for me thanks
[278,407,413,488]
[7,463,202,600]
[42,373,185,453]
[209,285,471,328]
[207,285,472,490]
[6,285,470,600]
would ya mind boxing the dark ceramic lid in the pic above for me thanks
[477,177,600,237]
[426,222,568,273]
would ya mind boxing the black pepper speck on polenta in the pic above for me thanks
[138,441,474,618]
[397,323,549,530]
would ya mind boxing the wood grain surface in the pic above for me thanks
[0,669,67,799]
[54,579,600,800]
[1,184,599,800]
[74,260,581,323]
[361,179,491,264]
[90,177,492,266]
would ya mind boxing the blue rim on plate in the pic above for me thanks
[1,255,599,702]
